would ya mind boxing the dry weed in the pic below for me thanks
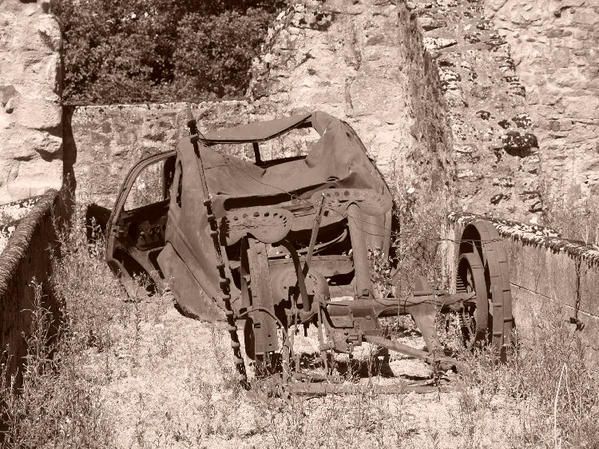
[2,189,598,449]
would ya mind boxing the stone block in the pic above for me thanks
[572,7,598,25]
[3,126,62,161]
[0,84,17,106]
[580,262,599,316]
[35,14,61,52]
[13,97,61,130]
[0,1,62,204]
[0,157,62,203]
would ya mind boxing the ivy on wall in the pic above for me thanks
[54,0,285,104]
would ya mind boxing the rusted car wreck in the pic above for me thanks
[104,111,513,393]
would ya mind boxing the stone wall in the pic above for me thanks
[486,0,599,202]
[67,101,259,208]
[2,0,595,221]
[68,1,457,210]
[67,0,560,223]
[444,214,599,355]
[411,0,542,220]
[0,189,65,384]
[248,0,547,219]
[0,0,63,204]
[249,0,455,203]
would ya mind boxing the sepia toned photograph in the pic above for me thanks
[1,0,597,447]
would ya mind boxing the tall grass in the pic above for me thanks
[1,193,598,448]
[452,312,599,448]
[0,206,119,448]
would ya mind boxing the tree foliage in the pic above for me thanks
[53,0,284,104]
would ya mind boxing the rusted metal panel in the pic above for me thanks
[202,112,312,143]
[105,111,514,392]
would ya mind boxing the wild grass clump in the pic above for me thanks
[0,285,114,448]
[452,309,599,449]
[0,205,121,448]
[368,181,451,301]
[392,186,450,288]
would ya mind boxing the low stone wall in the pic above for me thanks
[66,101,259,208]
[444,213,599,354]
[0,189,66,384]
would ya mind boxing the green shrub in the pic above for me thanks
[53,0,285,104]
[174,9,274,98]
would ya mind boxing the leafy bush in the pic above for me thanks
[174,9,273,98]
[53,0,284,104]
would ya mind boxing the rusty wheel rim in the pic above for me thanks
[457,251,489,345]
[459,220,513,356]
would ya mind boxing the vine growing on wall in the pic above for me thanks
[53,0,286,104]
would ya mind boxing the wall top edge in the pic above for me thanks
[68,100,253,111]
[448,212,599,266]
[0,189,60,298]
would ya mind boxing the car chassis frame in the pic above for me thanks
[104,110,514,393]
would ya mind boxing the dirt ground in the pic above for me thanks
[81,290,529,449]
[23,224,587,449]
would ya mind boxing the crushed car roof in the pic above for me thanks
[201,112,312,144]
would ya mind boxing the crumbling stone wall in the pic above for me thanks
[411,0,542,220]
[249,0,455,202]
[486,0,599,202]
[70,1,456,212]
[250,0,544,220]
[0,0,62,204]
[67,0,596,225]
[69,0,572,224]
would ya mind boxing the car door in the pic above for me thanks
[105,150,176,296]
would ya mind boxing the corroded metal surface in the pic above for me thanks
[458,219,514,354]
[104,111,514,392]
